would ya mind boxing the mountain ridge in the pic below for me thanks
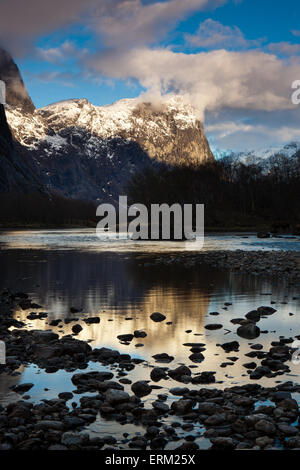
[0,48,214,204]
[6,94,214,203]
[212,142,300,166]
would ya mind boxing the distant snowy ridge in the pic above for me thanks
[211,142,300,166]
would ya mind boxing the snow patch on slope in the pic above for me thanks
[38,95,199,138]
[5,105,67,150]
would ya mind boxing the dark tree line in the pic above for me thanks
[126,152,300,231]
[0,192,96,227]
[1,151,299,230]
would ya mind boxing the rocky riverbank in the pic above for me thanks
[1,289,300,450]
[146,251,300,284]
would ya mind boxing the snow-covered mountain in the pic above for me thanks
[0,48,215,202]
[5,95,213,202]
[211,142,300,167]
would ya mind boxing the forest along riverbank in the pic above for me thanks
[1,258,300,450]
[146,251,300,285]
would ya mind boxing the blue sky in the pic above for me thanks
[1,0,300,150]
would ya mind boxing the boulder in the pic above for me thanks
[152,353,174,363]
[83,317,100,324]
[237,324,260,340]
[168,366,191,381]
[150,312,166,322]
[205,324,223,330]
[105,389,130,405]
[72,324,83,335]
[131,381,152,397]
[171,399,194,414]
[245,310,261,322]
[117,334,134,342]
[72,371,114,386]
[257,306,277,316]
[150,367,167,382]
[220,341,240,352]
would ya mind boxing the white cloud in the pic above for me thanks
[2,0,299,149]
[0,0,99,55]
[207,120,300,143]
[207,120,300,150]
[28,70,77,87]
[268,42,300,56]
[35,41,85,64]
[0,0,226,55]
[36,41,89,64]
[185,19,262,50]
[91,0,226,48]
[205,106,300,150]
[86,47,300,120]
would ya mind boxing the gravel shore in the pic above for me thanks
[148,250,300,284]
[1,284,300,450]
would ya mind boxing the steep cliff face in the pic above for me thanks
[0,48,35,113]
[0,51,43,192]
[0,47,214,203]
[37,97,213,166]
[0,104,42,193]
[6,96,214,202]
[128,99,213,166]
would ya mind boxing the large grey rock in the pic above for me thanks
[32,330,59,343]
[131,381,152,397]
[171,399,194,414]
[168,366,191,380]
[150,367,167,382]
[255,419,276,435]
[237,323,260,340]
[61,432,88,447]
[105,389,130,405]
[72,371,114,386]
[35,420,64,431]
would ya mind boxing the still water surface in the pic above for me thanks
[0,230,300,447]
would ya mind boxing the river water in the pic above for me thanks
[0,229,300,448]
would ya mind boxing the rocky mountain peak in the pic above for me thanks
[36,95,214,166]
[1,48,214,202]
[5,94,214,202]
[0,48,35,113]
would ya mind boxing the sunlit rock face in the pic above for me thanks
[36,97,214,166]
[0,48,214,202]
[6,96,213,202]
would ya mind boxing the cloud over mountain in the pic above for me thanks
[85,47,300,120]
[1,0,300,149]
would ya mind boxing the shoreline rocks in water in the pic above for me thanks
[2,369,300,450]
[1,282,300,451]
[147,250,300,284]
